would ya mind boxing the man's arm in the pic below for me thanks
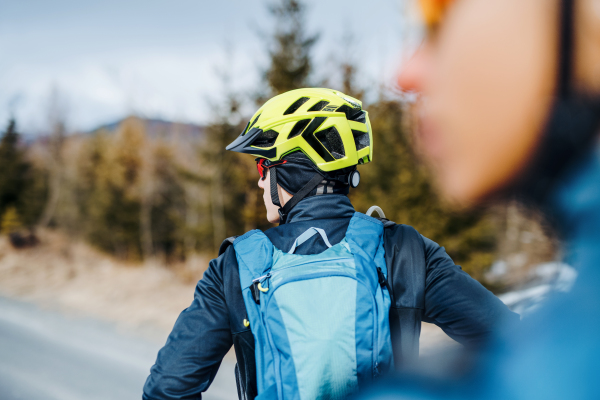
[142,250,234,400]
[421,235,519,347]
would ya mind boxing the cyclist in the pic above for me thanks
[360,0,600,398]
[142,88,517,400]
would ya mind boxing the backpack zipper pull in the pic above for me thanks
[257,281,269,292]
[250,273,271,304]
[257,273,271,292]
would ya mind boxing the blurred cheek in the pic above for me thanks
[421,0,555,205]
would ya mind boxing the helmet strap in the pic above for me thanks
[270,167,282,208]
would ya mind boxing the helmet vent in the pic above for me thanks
[349,110,367,123]
[283,97,310,115]
[250,113,261,128]
[242,113,261,136]
[352,129,370,150]
[336,105,362,120]
[316,127,345,159]
[288,119,311,139]
[252,129,279,148]
[301,117,334,162]
[241,121,250,135]
[308,101,330,112]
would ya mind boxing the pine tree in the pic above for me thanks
[350,100,496,280]
[38,101,66,228]
[337,33,365,100]
[202,94,257,252]
[264,0,318,95]
[147,141,187,261]
[74,118,146,260]
[0,119,32,227]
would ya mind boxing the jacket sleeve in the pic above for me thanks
[142,251,234,400]
[421,235,520,347]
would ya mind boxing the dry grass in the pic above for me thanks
[0,229,455,354]
[0,229,210,337]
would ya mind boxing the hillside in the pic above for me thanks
[0,230,208,338]
[91,117,206,143]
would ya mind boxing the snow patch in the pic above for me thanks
[498,262,577,315]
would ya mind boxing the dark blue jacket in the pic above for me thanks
[143,195,517,400]
[358,148,600,400]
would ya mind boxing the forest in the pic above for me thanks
[0,0,555,288]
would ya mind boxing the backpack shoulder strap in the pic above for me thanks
[232,230,273,290]
[345,212,385,264]
[218,236,239,256]
[220,231,269,400]
[232,230,279,397]
[381,221,427,369]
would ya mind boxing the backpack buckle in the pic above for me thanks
[377,267,387,287]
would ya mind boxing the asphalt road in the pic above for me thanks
[0,297,237,400]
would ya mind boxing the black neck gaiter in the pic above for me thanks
[273,152,351,198]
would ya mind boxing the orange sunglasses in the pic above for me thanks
[418,0,455,31]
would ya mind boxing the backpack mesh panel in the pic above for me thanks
[315,127,345,159]
[252,130,279,148]
[288,119,311,139]
[352,130,370,150]
[308,101,330,112]
[284,97,310,115]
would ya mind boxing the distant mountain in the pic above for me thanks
[91,116,206,141]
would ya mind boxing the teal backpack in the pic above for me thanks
[233,212,394,400]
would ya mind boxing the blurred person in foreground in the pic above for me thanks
[360,0,600,398]
[142,88,517,400]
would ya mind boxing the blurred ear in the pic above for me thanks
[575,0,600,93]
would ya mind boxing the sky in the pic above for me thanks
[0,0,420,134]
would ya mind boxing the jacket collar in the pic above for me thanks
[285,195,355,224]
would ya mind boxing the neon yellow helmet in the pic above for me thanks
[226,88,372,172]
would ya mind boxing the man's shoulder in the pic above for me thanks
[218,235,239,256]
[374,219,428,266]
[217,228,270,257]
[373,218,422,242]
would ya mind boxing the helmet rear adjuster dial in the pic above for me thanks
[348,170,360,188]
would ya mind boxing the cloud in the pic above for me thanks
[0,0,406,134]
